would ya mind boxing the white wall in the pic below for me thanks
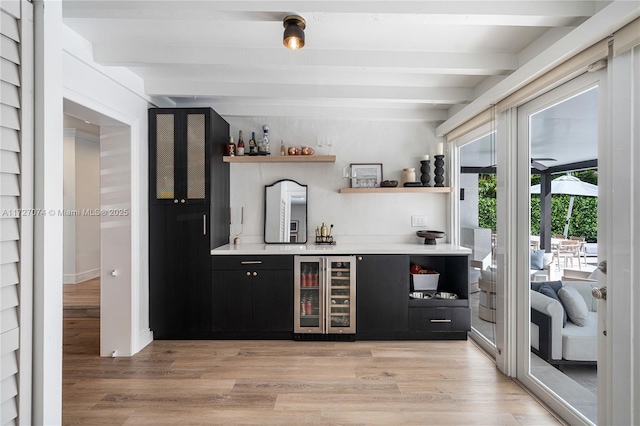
[226,117,450,244]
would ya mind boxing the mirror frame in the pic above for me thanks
[264,179,308,244]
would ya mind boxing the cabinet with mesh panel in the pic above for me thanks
[149,108,230,338]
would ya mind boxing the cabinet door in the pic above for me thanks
[183,110,208,204]
[356,255,409,333]
[150,110,179,204]
[252,270,293,332]
[211,269,252,332]
[149,109,210,205]
[149,204,211,337]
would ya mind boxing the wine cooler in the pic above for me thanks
[294,256,356,339]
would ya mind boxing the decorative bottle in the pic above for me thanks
[249,132,256,155]
[280,140,286,156]
[237,130,245,156]
[226,137,236,156]
[401,168,415,186]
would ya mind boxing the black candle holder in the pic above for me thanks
[434,155,445,187]
[420,160,430,187]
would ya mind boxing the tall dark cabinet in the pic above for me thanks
[149,108,229,339]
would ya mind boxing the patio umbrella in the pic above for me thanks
[530,174,598,237]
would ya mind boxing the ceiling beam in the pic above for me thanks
[174,98,448,121]
[63,1,597,27]
[94,45,518,75]
[144,81,473,104]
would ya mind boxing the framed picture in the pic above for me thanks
[290,234,298,243]
[350,163,383,188]
[290,220,299,232]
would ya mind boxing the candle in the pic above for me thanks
[435,142,444,156]
[422,155,429,161]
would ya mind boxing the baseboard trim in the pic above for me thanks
[134,328,154,355]
[63,268,100,284]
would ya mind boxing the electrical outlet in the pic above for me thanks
[411,215,427,227]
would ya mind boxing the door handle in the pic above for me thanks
[592,286,607,301]
[203,214,207,235]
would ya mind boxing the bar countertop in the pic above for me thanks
[211,242,471,256]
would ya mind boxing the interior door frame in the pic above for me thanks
[513,70,605,424]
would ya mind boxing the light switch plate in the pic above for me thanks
[411,215,427,227]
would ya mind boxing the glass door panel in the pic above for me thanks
[518,74,601,425]
[295,259,322,332]
[155,113,175,200]
[327,258,356,333]
[186,113,206,200]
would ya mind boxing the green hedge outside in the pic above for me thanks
[477,171,598,242]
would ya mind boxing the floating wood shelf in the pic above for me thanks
[338,187,452,194]
[223,155,336,163]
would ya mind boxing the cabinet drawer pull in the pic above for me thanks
[253,271,258,277]
[241,261,263,265]
[203,214,207,235]
[246,271,251,276]
[430,319,452,323]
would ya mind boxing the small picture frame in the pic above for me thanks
[290,220,299,233]
[289,234,298,243]
[350,163,383,188]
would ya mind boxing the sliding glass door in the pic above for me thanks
[516,71,604,425]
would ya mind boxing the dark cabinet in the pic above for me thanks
[356,255,409,337]
[407,254,471,339]
[211,256,294,338]
[149,108,229,339]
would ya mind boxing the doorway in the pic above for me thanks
[63,115,101,319]
[517,72,604,425]
[62,98,136,357]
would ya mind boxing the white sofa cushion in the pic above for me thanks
[562,312,598,361]
[558,286,589,326]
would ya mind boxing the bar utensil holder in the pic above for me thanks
[434,155,445,187]
[420,160,431,187]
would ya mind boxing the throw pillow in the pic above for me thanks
[531,280,562,293]
[537,283,567,327]
[558,286,589,326]
[530,249,545,270]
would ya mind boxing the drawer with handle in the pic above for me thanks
[212,255,293,271]
[408,307,470,332]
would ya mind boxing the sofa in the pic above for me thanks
[530,280,599,367]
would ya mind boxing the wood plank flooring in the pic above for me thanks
[63,278,100,317]
[63,317,563,425]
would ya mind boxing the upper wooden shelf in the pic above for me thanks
[339,187,452,194]
[223,155,336,163]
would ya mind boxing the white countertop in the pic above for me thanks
[211,242,471,256]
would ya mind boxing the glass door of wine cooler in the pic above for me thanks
[294,257,323,333]
[326,257,356,334]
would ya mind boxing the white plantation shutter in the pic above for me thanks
[1,1,31,424]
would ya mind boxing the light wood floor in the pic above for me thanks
[63,278,100,317]
[62,317,562,425]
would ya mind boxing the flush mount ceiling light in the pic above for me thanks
[283,15,306,50]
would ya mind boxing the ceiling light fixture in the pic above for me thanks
[283,15,306,50]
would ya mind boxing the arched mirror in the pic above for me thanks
[264,179,308,244]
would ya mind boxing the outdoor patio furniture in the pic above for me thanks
[569,236,588,265]
[530,280,598,368]
[554,240,582,270]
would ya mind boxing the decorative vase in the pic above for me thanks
[420,160,431,187]
[401,168,416,186]
[434,155,445,187]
